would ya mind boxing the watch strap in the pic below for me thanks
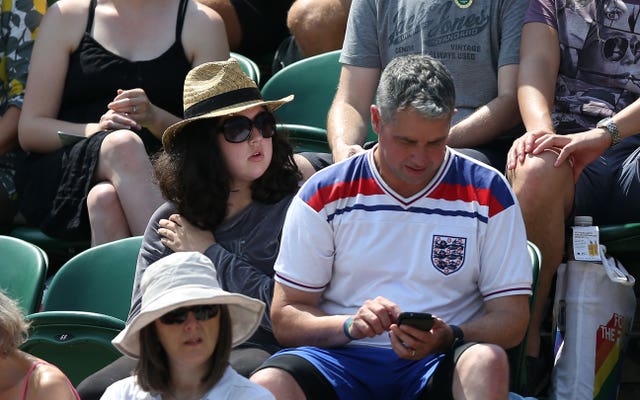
[597,117,622,147]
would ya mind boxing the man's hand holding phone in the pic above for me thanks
[390,312,452,360]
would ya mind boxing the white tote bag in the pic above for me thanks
[550,245,636,400]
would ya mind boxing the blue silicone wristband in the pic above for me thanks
[343,317,357,341]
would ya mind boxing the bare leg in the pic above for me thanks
[507,151,574,358]
[87,182,130,246]
[452,344,510,400]
[287,0,352,57]
[93,130,163,240]
[250,367,306,400]
[197,0,242,50]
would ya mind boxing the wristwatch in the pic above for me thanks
[596,117,622,147]
[450,324,464,348]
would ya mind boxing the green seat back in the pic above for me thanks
[21,311,125,386]
[278,123,331,153]
[262,50,377,143]
[262,50,361,135]
[600,223,640,249]
[231,51,261,85]
[261,50,341,129]
[42,236,142,321]
[0,236,48,314]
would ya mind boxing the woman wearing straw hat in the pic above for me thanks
[102,252,274,399]
[77,58,300,398]
[0,291,80,399]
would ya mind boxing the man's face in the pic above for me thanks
[372,106,450,197]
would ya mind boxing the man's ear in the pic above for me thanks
[370,105,381,136]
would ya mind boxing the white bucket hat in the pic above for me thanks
[112,252,265,359]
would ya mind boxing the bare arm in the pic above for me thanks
[507,22,561,169]
[456,295,529,349]
[517,23,559,134]
[1,0,40,154]
[18,0,90,153]
[447,64,521,148]
[327,64,380,162]
[182,0,230,67]
[271,282,402,347]
[271,282,348,347]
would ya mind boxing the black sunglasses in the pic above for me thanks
[217,111,276,143]
[159,304,220,325]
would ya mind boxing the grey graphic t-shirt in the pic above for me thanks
[526,0,640,133]
[341,0,528,123]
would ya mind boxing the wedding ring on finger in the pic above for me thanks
[410,349,416,358]
[132,105,137,113]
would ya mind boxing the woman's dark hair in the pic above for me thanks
[135,305,233,395]
[154,116,301,231]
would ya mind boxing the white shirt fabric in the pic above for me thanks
[274,148,532,348]
[100,367,274,400]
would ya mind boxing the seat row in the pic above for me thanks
[0,235,141,386]
[1,234,548,393]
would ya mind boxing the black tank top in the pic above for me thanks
[58,0,191,151]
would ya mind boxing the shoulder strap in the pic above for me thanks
[176,0,189,41]
[20,361,81,400]
[85,0,98,34]
[21,361,44,400]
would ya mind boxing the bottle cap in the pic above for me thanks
[574,215,593,226]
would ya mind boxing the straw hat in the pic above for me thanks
[162,58,293,147]
[112,252,265,359]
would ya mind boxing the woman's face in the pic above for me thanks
[154,305,220,369]
[217,106,274,188]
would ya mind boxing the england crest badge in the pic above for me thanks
[431,235,466,275]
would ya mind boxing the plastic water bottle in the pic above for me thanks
[569,215,600,262]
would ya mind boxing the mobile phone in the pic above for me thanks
[57,131,86,146]
[398,312,435,331]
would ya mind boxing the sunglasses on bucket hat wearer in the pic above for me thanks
[159,304,220,325]
[218,111,276,143]
[111,252,265,358]
[162,58,293,148]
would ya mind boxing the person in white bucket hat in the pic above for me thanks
[102,252,273,400]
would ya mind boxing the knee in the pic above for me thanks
[458,343,510,380]
[250,367,303,399]
[509,152,573,206]
[87,183,120,217]
[100,130,146,166]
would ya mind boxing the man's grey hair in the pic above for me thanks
[376,54,456,125]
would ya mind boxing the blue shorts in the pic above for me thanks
[262,345,445,400]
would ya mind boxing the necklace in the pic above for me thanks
[453,0,473,9]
